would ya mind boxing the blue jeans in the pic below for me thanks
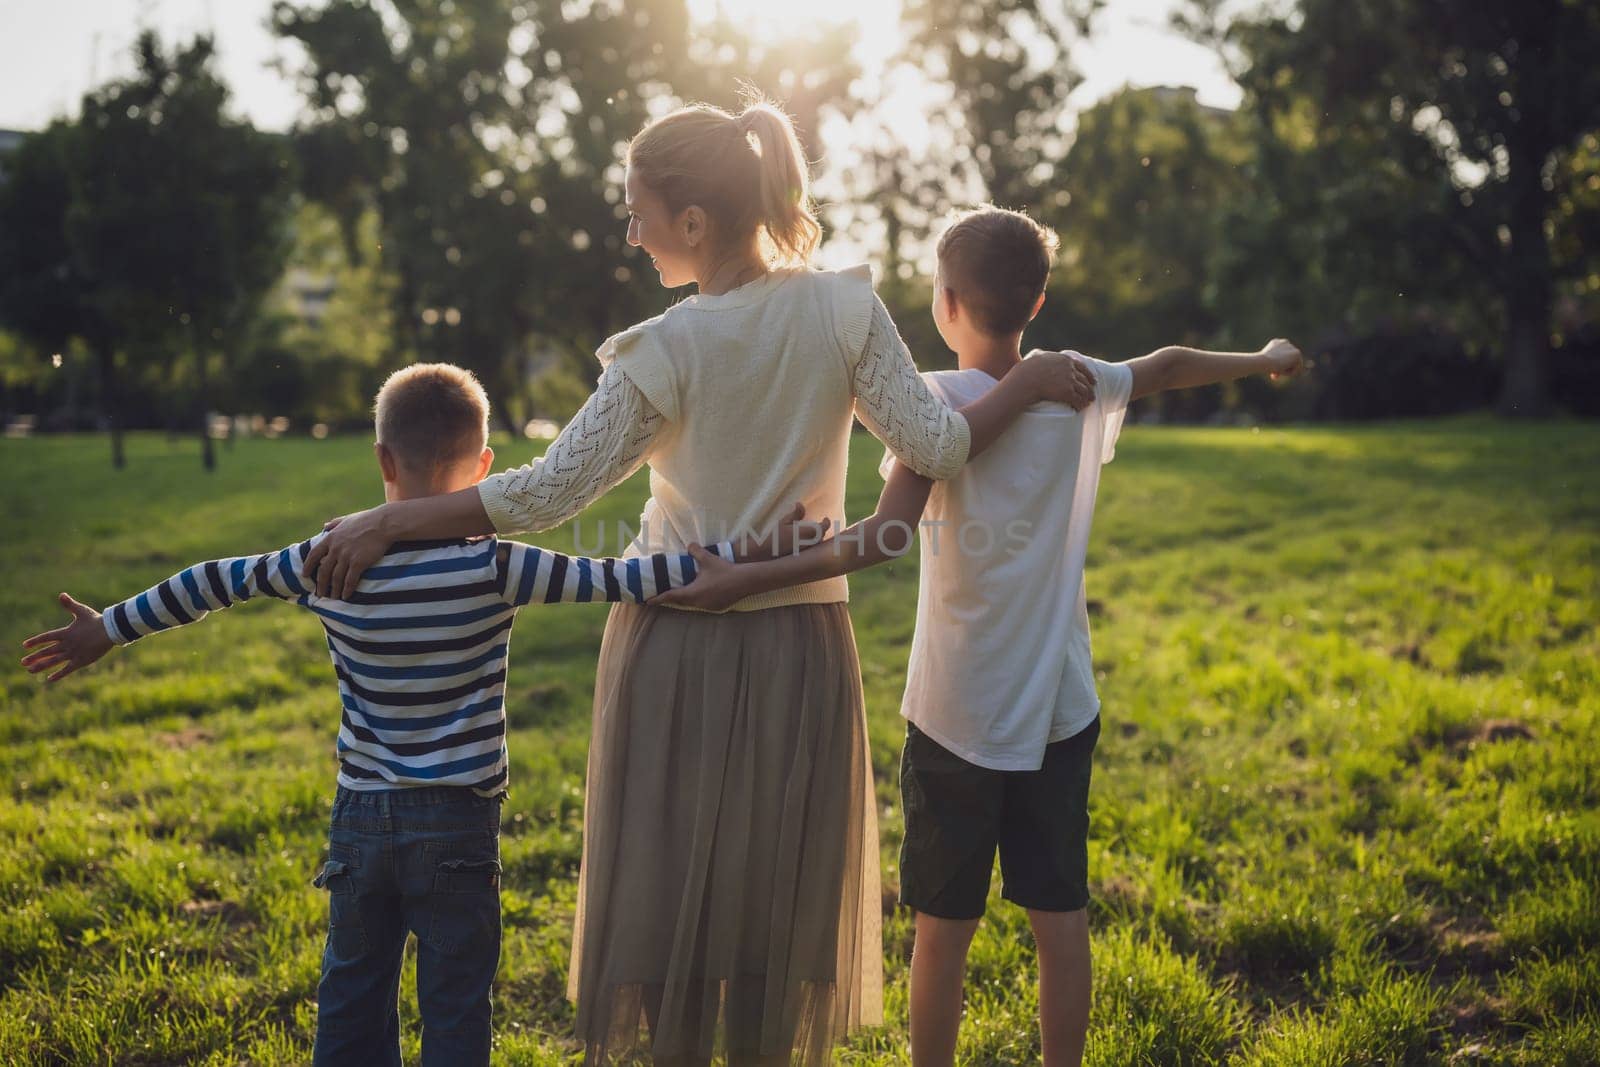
[311,786,503,1067]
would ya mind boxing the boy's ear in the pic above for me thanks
[939,285,961,324]
[475,446,494,482]
[375,441,399,484]
[1028,290,1045,322]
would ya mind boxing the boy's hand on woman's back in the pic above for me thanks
[21,593,113,683]
[735,502,832,561]
[768,504,831,559]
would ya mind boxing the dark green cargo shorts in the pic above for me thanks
[898,716,1100,920]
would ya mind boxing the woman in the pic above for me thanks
[306,100,1094,1064]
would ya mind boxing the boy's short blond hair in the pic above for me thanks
[935,206,1060,337]
[373,363,490,472]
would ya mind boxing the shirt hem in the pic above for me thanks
[902,699,1101,772]
[336,772,508,799]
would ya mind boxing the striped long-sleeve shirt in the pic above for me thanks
[102,534,730,796]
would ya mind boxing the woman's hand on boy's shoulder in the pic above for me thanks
[1021,350,1097,410]
[306,506,391,599]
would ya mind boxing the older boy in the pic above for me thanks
[654,207,1304,1065]
[20,364,760,1066]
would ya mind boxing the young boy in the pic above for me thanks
[18,363,786,1066]
[653,207,1304,1065]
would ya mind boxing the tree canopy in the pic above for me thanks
[2,0,1597,455]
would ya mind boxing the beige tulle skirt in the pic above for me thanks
[568,601,883,1064]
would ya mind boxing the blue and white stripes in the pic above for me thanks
[103,534,727,796]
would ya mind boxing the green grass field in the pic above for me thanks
[2,419,1597,1066]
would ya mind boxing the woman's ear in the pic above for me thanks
[680,205,707,248]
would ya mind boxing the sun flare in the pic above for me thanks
[687,0,905,66]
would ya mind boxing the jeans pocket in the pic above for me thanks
[313,843,369,958]
[421,839,502,957]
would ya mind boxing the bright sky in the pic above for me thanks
[0,0,1240,135]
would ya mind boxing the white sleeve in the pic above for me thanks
[1085,357,1135,464]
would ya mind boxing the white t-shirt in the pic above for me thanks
[881,354,1134,771]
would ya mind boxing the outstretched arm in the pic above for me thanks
[20,538,315,682]
[1126,339,1304,401]
[651,465,934,613]
[500,502,825,608]
[498,540,737,606]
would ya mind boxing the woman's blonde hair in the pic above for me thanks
[627,97,821,267]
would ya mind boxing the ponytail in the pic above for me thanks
[737,102,822,266]
[628,97,821,268]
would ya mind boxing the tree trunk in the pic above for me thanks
[1500,302,1551,417]
[194,324,216,471]
[1496,154,1553,416]
[222,329,238,452]
[95,338,125,470]
[398,263,423,364]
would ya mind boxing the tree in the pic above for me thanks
[825,0,1097,369]
[1029,87,1251,419]
[69,32,295,469]
[1182,0,1600,415]
[243,202,398,428]
[899,0,1098,212]
[0,122,130,465]
[274,0,532,426]
[275,0,861,429]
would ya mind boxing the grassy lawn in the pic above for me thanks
[1,418,1597,1065]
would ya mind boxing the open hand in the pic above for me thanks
[1261,338,1306,380]
[304,506,391,599]
[1022,350,1098,410]
[21,593,113,683]
[652,544,756,613]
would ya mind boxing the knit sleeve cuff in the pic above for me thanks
[935,410,972,480]
[477,476,526,536]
